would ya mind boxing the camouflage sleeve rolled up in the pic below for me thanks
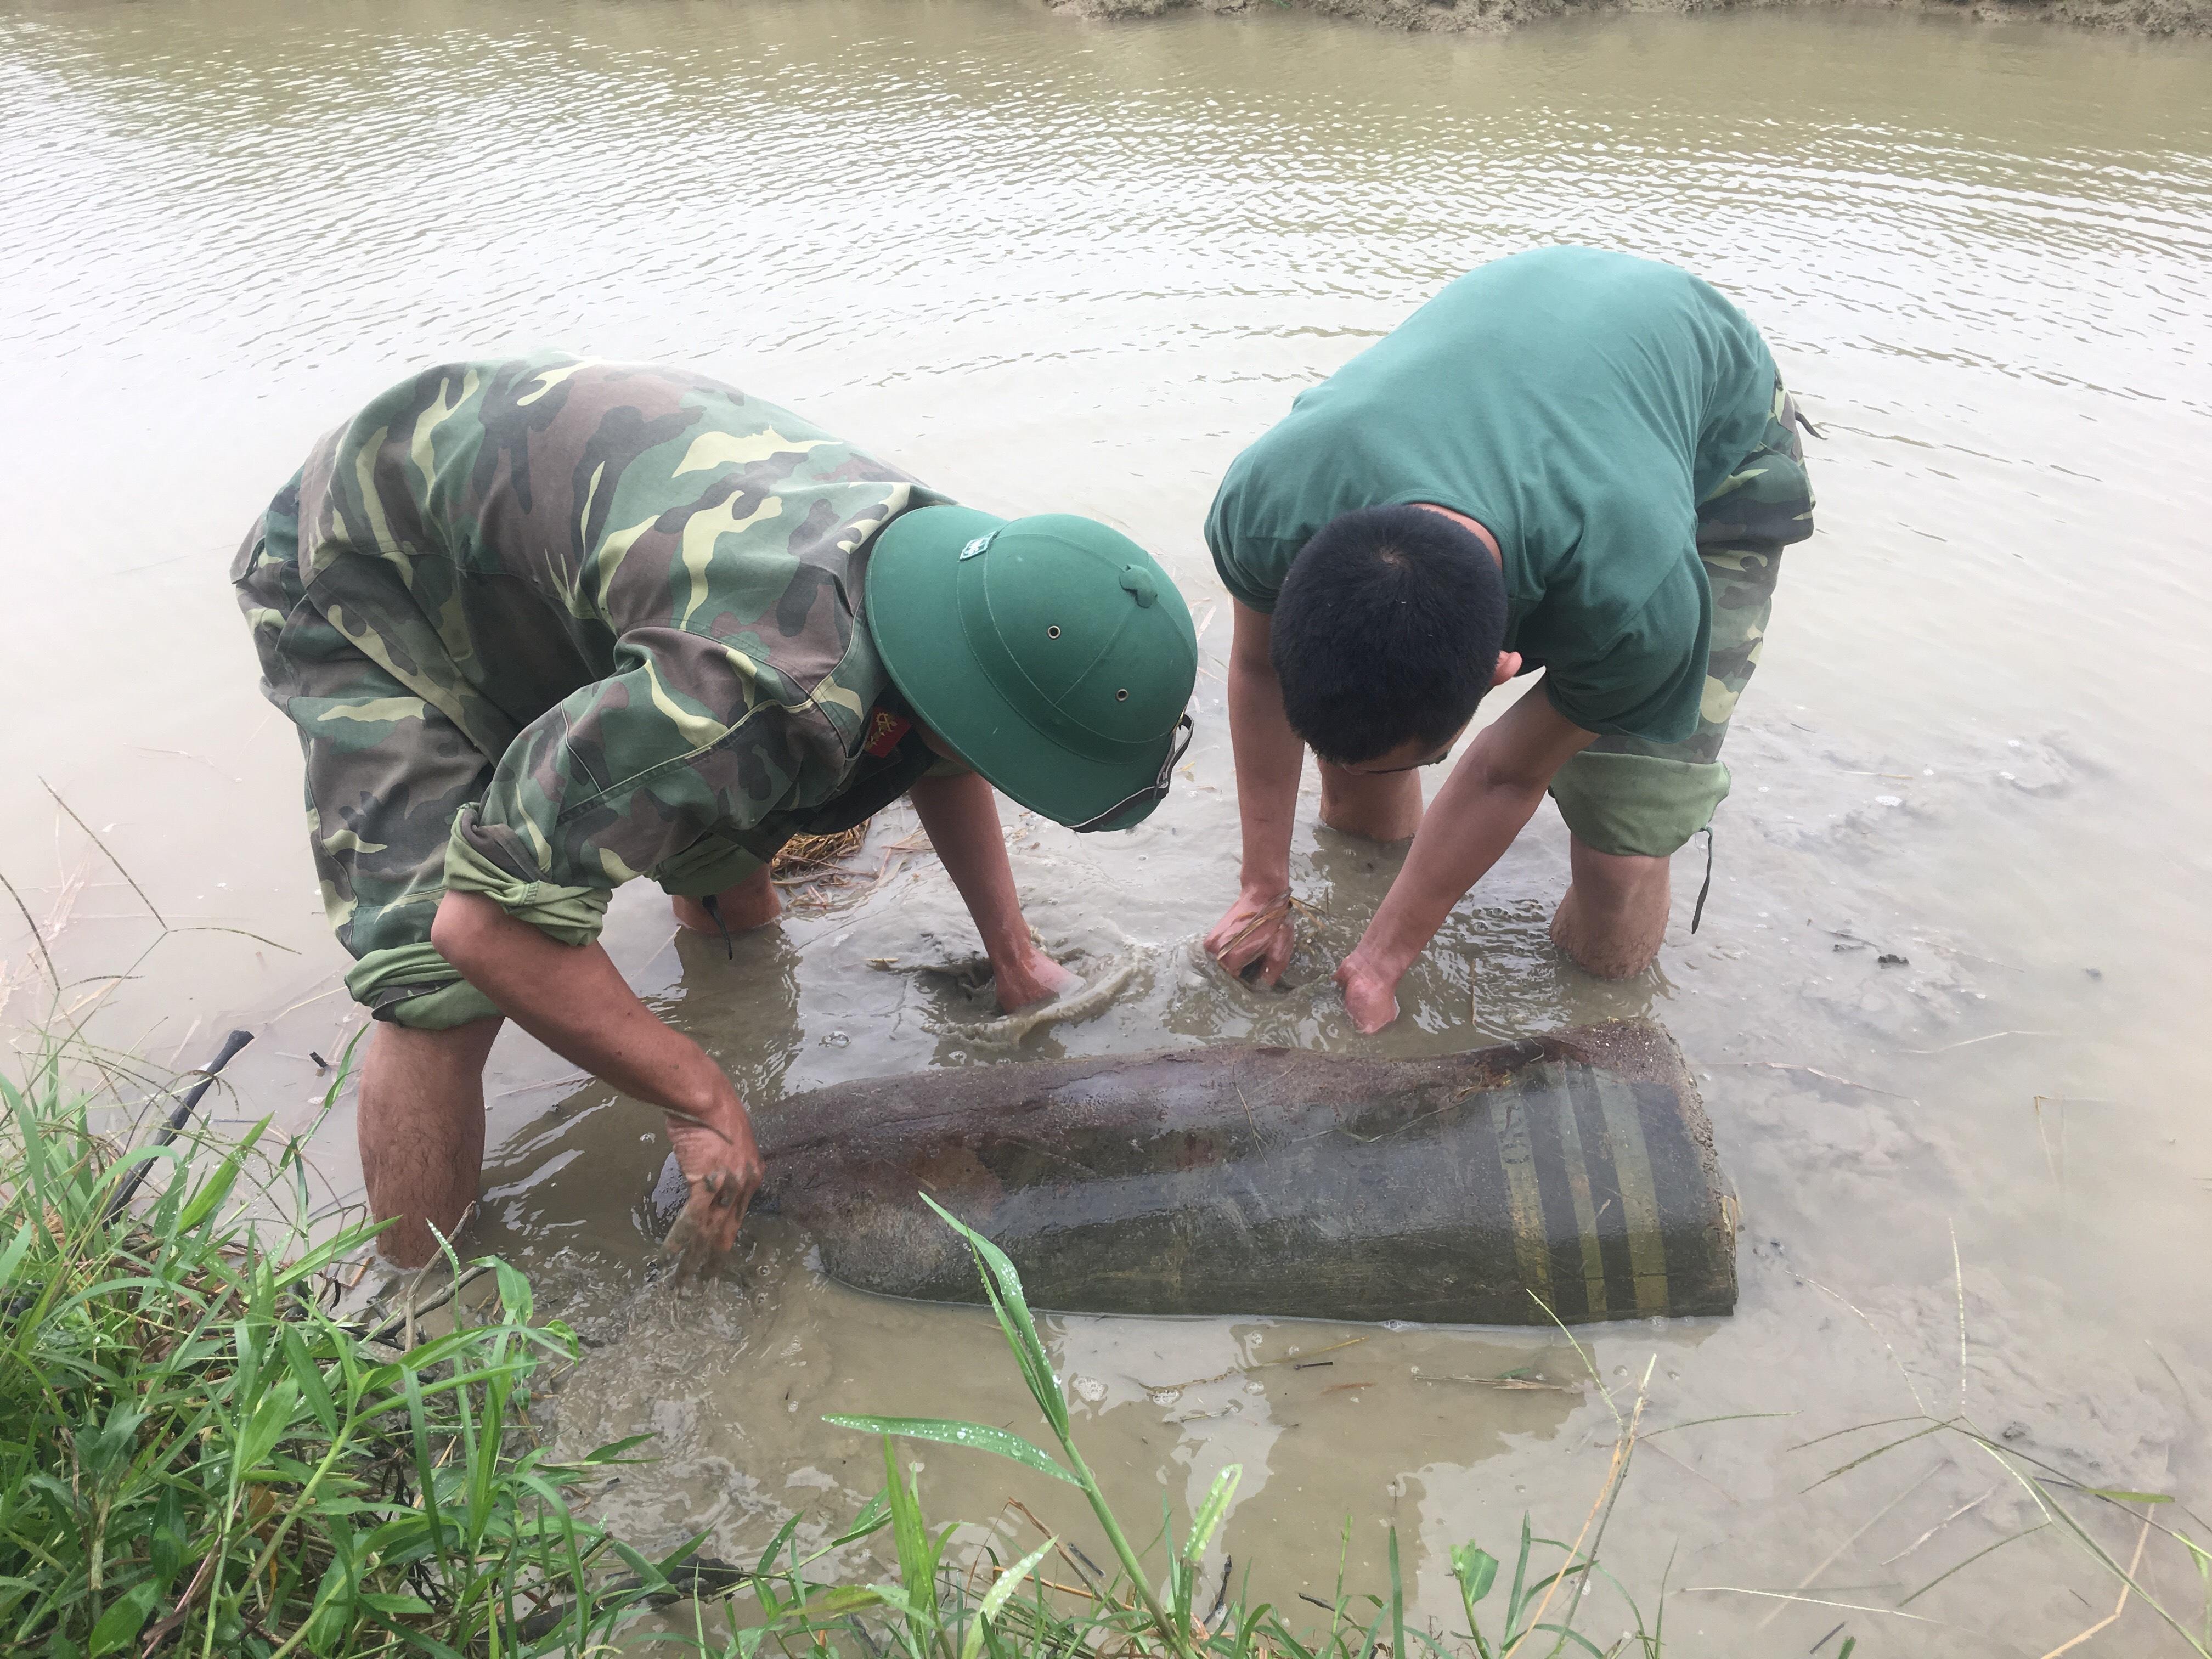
[269,354,932,955]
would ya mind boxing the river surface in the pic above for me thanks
[6,0,2212,1650]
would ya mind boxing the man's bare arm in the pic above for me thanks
[1200,599,1306,984]
[1334,690,1597,1032]
[906,767,1076,1012]
[430,891,761,1255]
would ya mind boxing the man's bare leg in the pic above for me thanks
[1317,758,1424,842]
[359,1015,504,1268]
[671,865,781,935]
[1550,836,1671,979]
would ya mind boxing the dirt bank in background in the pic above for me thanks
[1051,0,2209,37]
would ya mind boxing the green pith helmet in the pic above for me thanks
[866,504,1198,832]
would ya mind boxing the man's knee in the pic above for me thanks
[672,866,781,935]
[1552,844,1670,980]
[1566,839,1670,905]
[1316,760,1424,842]
[364,1015,502,1102]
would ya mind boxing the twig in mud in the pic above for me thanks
[43,778,166,929]
[0,866,61,994]
[2143,1341,2200,1427]
[2033,1096,2068,1193]
[1137,1335,1370,1395]
[272,984,346,1019]
[1680,1587,1938,1625]
[1501,1353,1654,1655]
[1752,1462,1943,1633]
[1900,1031,2057,1055]
[1716,1061,1916,1101]
[1897,1519,2050,1609]
[1881,1485,2000,1566]
[1419,1371,1580,1394]
[2035,1517,2151,1658]
[130,743,245,783]
[1950,1220,1968,1416]
[1791,1272,1933,1415]
[1006,1498,1110,1602]
[138,1548,222,1656]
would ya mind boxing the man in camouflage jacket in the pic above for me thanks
[236,355,1198,1268]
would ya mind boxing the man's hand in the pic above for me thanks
[1204,886,1295,985]
[1213,600,1308,986]
[906,768,1085,1016]
[431,890,768,1271]
[992,946,1078,1013]
[1333,949,1403,1034]
[1330,690,1598,1037]
[662,1091,765,1274]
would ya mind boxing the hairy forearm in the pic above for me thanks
[1226,653,1305,891]
[429,891,733,1119]
[907,768,1026,961]
[1348,749,1550,979]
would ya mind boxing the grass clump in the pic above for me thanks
[0,1049,688,1658]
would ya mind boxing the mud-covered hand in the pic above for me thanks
[662,1094,764,1276]
[991,946,1079,1014]
[1204,887,1296,986]
[1333,950,1402,1035]
[906,766,1084,1017]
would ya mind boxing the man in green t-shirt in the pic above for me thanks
[1201,247,1815,1031]
[236,355,1198,1267]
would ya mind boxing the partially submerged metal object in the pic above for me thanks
[668,1019,1736,1325]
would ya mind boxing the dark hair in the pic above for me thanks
[1271,504,1507,766]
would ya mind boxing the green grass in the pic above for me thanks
[0,1046,690,1657]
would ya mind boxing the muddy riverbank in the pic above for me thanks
[1052,0,2210,37]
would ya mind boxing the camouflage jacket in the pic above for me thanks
[271,353,944,928]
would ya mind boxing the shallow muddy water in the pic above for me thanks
[6,0,2212,1649]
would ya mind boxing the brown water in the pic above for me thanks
[6,0,2212,1649]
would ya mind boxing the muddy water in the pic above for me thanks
[6,0,2212,1649]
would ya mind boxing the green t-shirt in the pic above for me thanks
[1205,246,1780,742]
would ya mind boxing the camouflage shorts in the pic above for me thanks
[1548,382,1815,859]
